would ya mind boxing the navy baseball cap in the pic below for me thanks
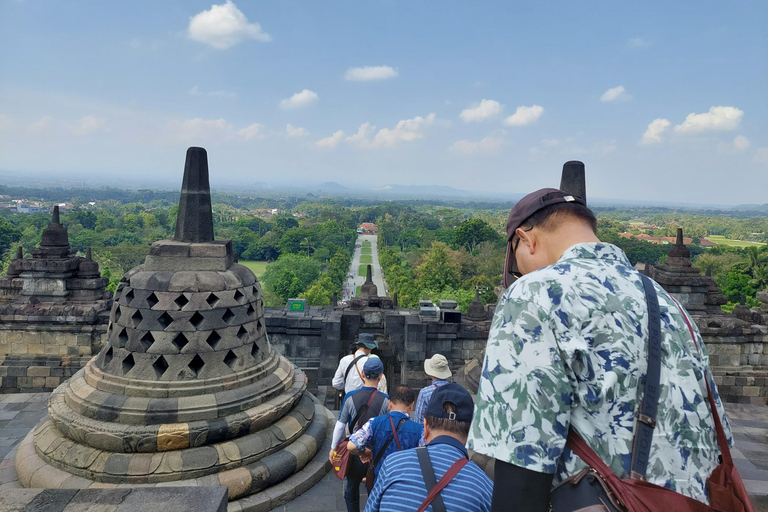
[357,333,378,349]
[363,355,384,378]
[503,188,586,288]
[425,383,474,422]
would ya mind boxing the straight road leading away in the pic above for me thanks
[342,234,386,300]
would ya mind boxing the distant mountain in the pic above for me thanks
[318,182,347,191]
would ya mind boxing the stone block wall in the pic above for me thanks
[711,367,768,406]
[0,355,91,392]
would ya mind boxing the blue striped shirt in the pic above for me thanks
[414,379,451,424]
[364,436,493,512]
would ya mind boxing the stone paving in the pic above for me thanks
[0,393,766,511]
[344,234,386,301]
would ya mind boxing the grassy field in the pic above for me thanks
[239,260,269,278]
[707,236,766,248]
[361,247,371,254]
[358,264,368,275]
[360,255,372,264]
[356,286,361,296]
[362,240,371,247]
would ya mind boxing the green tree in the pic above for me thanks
[452,218,502,254]
[415,242,461,293]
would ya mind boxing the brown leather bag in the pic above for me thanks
[330,389,378,480]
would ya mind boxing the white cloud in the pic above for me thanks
[286,124,308,137]
[27,116,53,134]
[280,89,318,110]
[238,123,263,140]
[189,85,237,98]
[674,106,744,134]
[450,136,504,155]
[166,118,232,141]
[503,105,544,127]
[628,37,649,48]
[348,113,436,149]
[315,130,345,148]
[344,66,398,82]
[459,99,502,123]
[188,0,271,50]
[600,85,629,103]
[734,135,750,151]
[640,118,671,145]
[72,115,106,135]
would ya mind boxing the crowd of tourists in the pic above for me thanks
[330,187,754,512]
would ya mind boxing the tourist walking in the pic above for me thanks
[332,333,387,396]
[330,357,390,512]
[467,188,747,511]
[365,383,493,512]
[347,385,424,483]
[413,353,452,424]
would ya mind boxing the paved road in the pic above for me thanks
[0,393,766,511]
[342,234,386,301]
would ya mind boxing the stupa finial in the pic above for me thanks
[174,147,214,243]
[52,205,60,224]
[559,161,586,203]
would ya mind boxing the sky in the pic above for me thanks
[0,0,766,205]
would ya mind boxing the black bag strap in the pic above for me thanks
[630,274,662,480]
[372,417,407,468]
[416,447,447,512]
[344,354,367,384]
[349,389,379,431]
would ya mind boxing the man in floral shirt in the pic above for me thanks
[467,188,732,512]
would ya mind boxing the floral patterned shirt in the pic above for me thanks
[467,242,732,505]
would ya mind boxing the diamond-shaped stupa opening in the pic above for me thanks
[140,332,154,352]
[152,355,169,379]
[122,353,135,375]
[188,354,205,376]
[173,333,189,352]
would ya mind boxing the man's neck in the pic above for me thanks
[363,380,378,388]
[426,430,467,445]
[540,221,600,266]
[390,405,410,414]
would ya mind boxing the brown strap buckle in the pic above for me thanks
[638,413,656,428]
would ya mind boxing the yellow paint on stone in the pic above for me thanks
[157,423,190,451]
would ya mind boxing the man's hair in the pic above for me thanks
[521,202,597,234]
[424,401,470,437]
[390,385,415,406]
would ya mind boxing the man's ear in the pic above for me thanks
[516,227,537,254]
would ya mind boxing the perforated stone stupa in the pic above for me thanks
[16,147,333,511]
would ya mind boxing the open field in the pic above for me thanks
[356,286,361,296]
[239,260,269,278]
[360,255,372,264]
[361,247,371,254]
[359,264,367,275]
[362,240,371,247]
[707,236,766,248]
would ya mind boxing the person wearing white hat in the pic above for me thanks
[413,353,452,424]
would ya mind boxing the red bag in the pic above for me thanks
[331,389,379,480]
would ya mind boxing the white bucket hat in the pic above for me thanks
[424,354,452,380]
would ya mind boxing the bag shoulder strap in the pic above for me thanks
[349,389,379,431]
[344,354,366,384]
[416,451,469,512]
[630,274,663,480]
[416,447,447,512]
[372,417,408,468]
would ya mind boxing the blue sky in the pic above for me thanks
[0,1,766,204]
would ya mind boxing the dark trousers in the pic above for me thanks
[344,455,367,512]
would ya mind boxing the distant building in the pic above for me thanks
[619,232,717,247]
[358,222,378,234]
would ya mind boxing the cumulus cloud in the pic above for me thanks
[627,37,649,48]
[640,118,671,145]
[188,0,271,50]
[347,113,436,149]
[450,136,504,155]
[344,66,398,81]
[27,116,53,134]
[286,124,308,137]
[734,135,750,151]
[600,85,629,102]
[189,85,237,98]
[72,115,106,135]
[166,118,233,141]
[459,99,502,123]
[674,106,744,134]
[280,89,318,109]
[503,105,544,127]
[238,123,263,140]
[315,130,345,148]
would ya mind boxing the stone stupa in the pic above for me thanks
[16,148,333,511]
